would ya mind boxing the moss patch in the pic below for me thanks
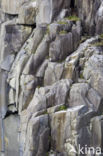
[59,30,67,35]
[65,15,80,21]
[80,72,84,79]
[58,105,67,111]
[46,26,50,34]
[99,34,103,39]
[93,41,103,47]
[80,36,90,43]
[92,34,103,47]
[58,21,68,25]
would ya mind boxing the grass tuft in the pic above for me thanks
[58,105,67,111]
[58,21,68,25]
[65,15,80,21]
[59,30,67,35]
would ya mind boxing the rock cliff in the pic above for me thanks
[0,0,103,156]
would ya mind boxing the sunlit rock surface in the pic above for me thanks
[0,0,103,155]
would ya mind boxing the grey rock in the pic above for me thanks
[49,32,73,61]
[36,0,70,24]
[0,20,32,63]
[0,54,15,71]
[4,115,20,156]
[44,62,64,86]
[69,83,90,107]
[83,54,103,97]
[27,79,72,113]
[77,0,102,34]
[20,114,50,156]
[18,1,36,25]
[91,115,103,149]
[1,0,20,14]
[50,105,91,154]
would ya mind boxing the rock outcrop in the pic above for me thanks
[0,0,103,156]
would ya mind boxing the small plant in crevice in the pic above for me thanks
[46,26,50,34]
[99,34,103,40]
[65,15,80,22]
[44,111,48,115]
[58,105,67,111]
[93,41,103,47]
[80,72,84,79]
[46,152,49,156]
[92,34,103,47]
[80,36,90,43]
[58,20,68,25]
[59,30,68,35]
[37,85,41,89]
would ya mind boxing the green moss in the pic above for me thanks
[58,105,67,111]
[44,111,48,115]
[80,72,84,79]
[37,86,41,89]
[92,34,103,47]
[46,55,49,59]
[46,152,49,156]
[48,136,51,141]
[93,41,103,47]
[65,15,80,21]
[80,36,90,43]
[59,30,67,35]
[58,21,68,25]
[46,27,50,34]
[99,34,103,39]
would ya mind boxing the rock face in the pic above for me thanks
[77,0,103,34]
[0,0,103,156]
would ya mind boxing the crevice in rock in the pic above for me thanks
[70,0,75,9]
[5,13,18,20]
[17,23,36,29]
[70,0,77,15]
[5,110,18,118]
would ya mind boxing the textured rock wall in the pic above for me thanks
[0,0,103,156]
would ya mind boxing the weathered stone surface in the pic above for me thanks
[18,1,36,25]
[4,115,19,156]
[69,83,90,107]
[44,62,64,86]
[77,0,103,34]
[0,0,103,155]
[83,54,103,98]
[20,114,50,156]
[0,20,32,63]
[0,71,8,118]
[0,54,15,71]
[1,0,20,14]
[91,116,103,149]
[27,79,72,113]
[49,32,73,61]
[95,1,103,34]
[36,0,70,24]
[7,26,47,112]
[50,105,92,155]
[49,21,82,61]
